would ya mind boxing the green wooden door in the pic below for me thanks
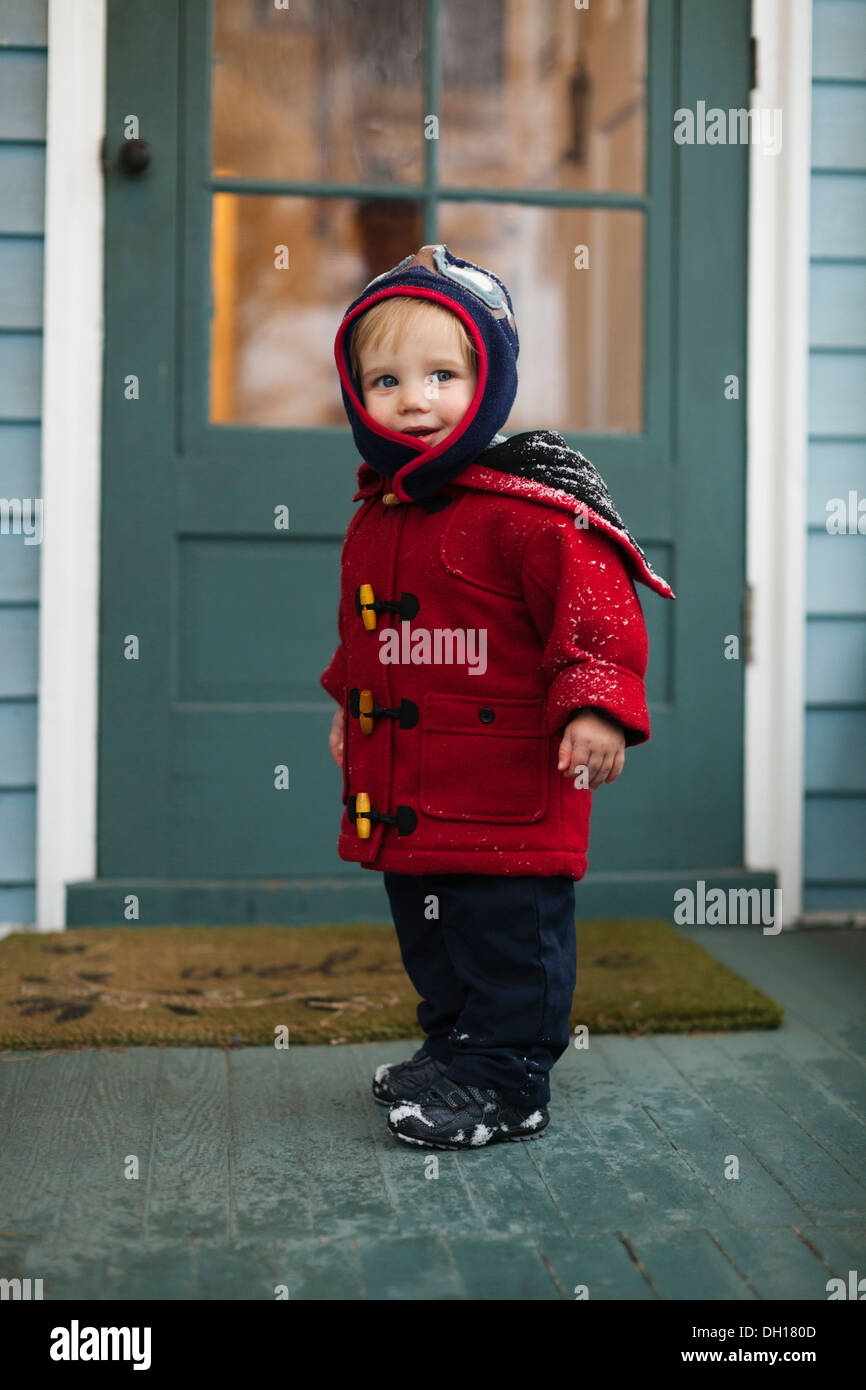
[69,0,771,926]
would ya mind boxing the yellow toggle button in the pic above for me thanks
[359,689,375,735]
[355,791,372,839]
[358,582,377,630]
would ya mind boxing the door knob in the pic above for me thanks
[118,138,151,177]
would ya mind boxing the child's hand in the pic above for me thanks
[329,705,345,767]
[557,709,626,790]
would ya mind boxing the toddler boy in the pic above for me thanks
[321,245,674,1149]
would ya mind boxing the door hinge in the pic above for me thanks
[749,36,758,92]
[743,584,754,664]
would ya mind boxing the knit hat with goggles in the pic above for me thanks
[334,243,519,503]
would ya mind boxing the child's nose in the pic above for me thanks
[397,380,430,412]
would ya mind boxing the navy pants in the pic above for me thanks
[383,872,577,1109]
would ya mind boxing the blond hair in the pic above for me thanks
[349,295,477,393]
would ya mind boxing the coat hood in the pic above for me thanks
[352,428,676,601]
[334,243,519,502]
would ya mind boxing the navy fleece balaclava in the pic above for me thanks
[334,243,519,502]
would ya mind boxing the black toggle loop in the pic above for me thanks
[346,796,417,836]
[347,691,419,729]
[354,590,419,621]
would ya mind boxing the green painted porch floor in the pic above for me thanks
[1,925,864,1300]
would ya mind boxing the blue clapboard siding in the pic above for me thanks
[805,0,866,912]
[812,0,866,77]
[0,0,46,925]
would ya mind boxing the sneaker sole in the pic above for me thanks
[389,1122,549,1150]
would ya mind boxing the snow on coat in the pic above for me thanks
[320,429,675,880]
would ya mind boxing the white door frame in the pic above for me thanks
[745,0,813,925]
[35,0,106,930]
[34,0,811,928]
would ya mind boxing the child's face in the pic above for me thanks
[357,316,477,449]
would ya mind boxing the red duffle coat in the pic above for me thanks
[320,447,673,879]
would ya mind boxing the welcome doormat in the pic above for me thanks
[0,922,782,1049]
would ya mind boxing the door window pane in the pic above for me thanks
[212,0,425,184]
[439,0,647,193]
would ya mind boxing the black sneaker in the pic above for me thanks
[371,1047,450,1105]
[387,1077,549,1149]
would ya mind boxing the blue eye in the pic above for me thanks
[373,374,398,388]
[433,369,453,382]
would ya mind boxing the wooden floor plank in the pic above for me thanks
[144,1049,230,1241]
[191,1237,279,1299]
[356,1234,467,1300]
[0,1051,132,1243]
[52,1049,163,1246]
[592,1037,813,1227]
[537,1231,658,1300]
[0,1237,27,1281]
[13,1241,112,1300]
[717,1023,866,1125]
[673,926,866,1061]
[789,1223,866,1284]
[651,1034,866,1217]
[712,1032,866,1187]
[285,1046,401,1241]
[272,1236,365,1300]
[103,1239,196,1299]
[621,1227,757,1300]
[0,1055,47,1238]
[555,1045,737,1229]
[444,1234,564,1299]
[517,1099,646,1234]
[706,1225,838,1300]
[227,1048,314,1241]
[0,1050,45,1130]
[752,931,865,1018]
[451,1144,576,1238]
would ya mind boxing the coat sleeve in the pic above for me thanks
[319,643,347,704]
[320,499,370,705]
[319,600,348,705]
[520,515,651,745]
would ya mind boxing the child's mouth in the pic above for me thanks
[403,426,441,441]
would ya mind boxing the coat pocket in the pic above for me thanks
[419,693,549,823]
